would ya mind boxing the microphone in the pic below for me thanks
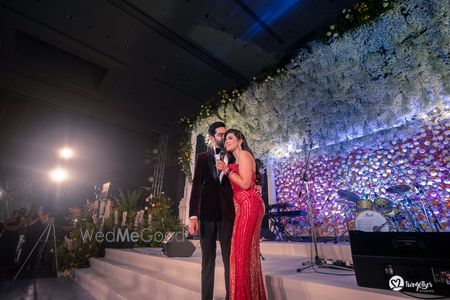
[217,144,226,177]
[219,144,226,161]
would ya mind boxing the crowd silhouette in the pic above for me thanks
[0,204,50,274]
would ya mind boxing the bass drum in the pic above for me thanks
[355,211,393,232]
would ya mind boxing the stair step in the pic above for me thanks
[75,249,228,299]
[89,257,204,298]
[74,268,149,300]
[104,248,227,290]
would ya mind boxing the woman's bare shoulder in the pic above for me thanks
[240,150,253,158]
[239,150,255,166]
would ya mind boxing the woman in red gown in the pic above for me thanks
[216,129,266,300]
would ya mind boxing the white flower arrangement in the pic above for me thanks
[114,210,119,225]
[98,200,105,217]
[121,211,127,227]
[191,0,450,164]
[104,200,111,219]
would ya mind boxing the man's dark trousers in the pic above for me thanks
[200,219,233,300]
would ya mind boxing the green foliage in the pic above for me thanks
[58,191,183,272]
[140,193,184,247]
[58,207,101,272]
[116,189,142,212]
[178,137,193,181]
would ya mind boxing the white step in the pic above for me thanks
[76,245,412,300]
[75,248,227,300]
[74,267,149,300]
[104,248,227,294]
[88,257,202,299]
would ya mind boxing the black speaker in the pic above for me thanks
[350,231,450,297]
[162,233,196,257]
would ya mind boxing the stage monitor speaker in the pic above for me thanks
[349,231,450,297]
[162,232,196,257]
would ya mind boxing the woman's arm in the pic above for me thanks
[227,151,254,190]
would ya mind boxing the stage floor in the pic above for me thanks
[66,239,449,300]
[82,241,431,300]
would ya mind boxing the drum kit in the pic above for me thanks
[337,184,439,233]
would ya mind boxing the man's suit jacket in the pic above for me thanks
[189,148,234,221]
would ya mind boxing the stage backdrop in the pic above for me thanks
[185,0,450,234]
[274,117,449,237]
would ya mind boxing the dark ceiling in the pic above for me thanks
[0,0,360,134]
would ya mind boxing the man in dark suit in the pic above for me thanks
[188,121,234,300]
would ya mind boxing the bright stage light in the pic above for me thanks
[50,168,69,183]
[59,147,74,159]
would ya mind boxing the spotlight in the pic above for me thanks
[59,147,74,159]
[50,168,69,183]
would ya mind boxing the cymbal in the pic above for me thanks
[337,190,360,203]
[386,185,410,194]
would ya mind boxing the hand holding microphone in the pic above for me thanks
[219,144,226,161]
[216,144,227,172]
[216,160,228,172]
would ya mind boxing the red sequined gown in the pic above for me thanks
[228,163,266,300]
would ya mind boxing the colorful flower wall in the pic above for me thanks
[274,115,450,237]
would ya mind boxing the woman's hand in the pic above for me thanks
[215,160,228,171]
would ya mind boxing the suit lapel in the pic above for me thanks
[207,148,218,182]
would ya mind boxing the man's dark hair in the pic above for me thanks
[208,121,226,137]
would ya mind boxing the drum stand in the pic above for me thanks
[413,183,442,232]
[403,197,424,232]
[335,210,352,243]
[13,217,59,281]
[296,135,352,273]
[388,161,441,232]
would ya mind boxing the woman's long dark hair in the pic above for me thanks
[224,129,262,185]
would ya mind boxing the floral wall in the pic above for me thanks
[274,115,449,237]
[189,0,450,235]
[192,0,450,158]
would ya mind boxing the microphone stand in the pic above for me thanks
[297,133,352,272]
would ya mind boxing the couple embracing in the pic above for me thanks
[189,121,267,300]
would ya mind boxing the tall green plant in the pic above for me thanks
[115,189,142,212]
[139,193,185,247]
